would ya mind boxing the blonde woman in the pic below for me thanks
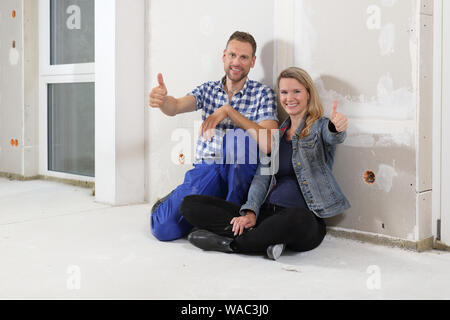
[180,67,350,260]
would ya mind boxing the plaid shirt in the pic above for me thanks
[188,77,278,162]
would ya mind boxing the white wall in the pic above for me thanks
[95,0,145,205]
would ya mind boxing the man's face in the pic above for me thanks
[222,40,256,83]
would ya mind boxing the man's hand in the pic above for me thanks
[199,105,230,141]
[330,100,348,132]
[149,73,168,109]
[230,211,256,236]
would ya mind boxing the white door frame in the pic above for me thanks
[94,0,145,205]
[433,0,450,245]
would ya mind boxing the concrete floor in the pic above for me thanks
[1,177,450,300]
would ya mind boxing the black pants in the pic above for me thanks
[180,195,326,254]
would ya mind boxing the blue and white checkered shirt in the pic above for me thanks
[188,77,278,162]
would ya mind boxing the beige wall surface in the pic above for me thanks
[291,0,431,241]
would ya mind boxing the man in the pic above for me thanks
[149,31,278,241]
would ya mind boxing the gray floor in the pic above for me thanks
[1,177,450,300]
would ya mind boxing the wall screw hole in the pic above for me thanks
[363,171,376,184]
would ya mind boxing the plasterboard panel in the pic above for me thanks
[327,144,417,241]
[418,14,433,192]
[0,0,24,174]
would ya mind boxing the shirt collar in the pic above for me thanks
[218,76,251,96]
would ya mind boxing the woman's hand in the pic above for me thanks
[230,211,256,236]
[330,100,348,132]
[199,105,230,141]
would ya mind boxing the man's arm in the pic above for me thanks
[200,105,278,154]
[223,106,278,154]
[149,73,197,116]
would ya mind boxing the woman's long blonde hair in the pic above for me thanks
[277,67,324,138]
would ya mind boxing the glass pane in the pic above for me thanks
[50,0,95,65]
[48,83,95,177]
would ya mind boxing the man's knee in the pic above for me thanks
[150,211,192,241]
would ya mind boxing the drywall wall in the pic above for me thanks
[145,0,276,203]
[146,0,433,242]
[290,0,432,241]
[0,0,38,177]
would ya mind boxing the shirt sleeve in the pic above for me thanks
[239,163,272,220]
[186,83,206,111]
[254,87,278,123]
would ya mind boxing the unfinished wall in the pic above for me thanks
[289,0,432,242]
[0,0,38,177]
[143,0,433,243]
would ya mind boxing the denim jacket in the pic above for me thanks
[240,116,350,219]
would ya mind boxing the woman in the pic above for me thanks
[179,67,350,260]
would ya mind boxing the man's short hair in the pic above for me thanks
[226,31,257,57]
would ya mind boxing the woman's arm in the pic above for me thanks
[239,163,272,219]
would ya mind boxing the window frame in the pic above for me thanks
[38,0,95,182]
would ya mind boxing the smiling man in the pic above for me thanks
[149,31,278,241]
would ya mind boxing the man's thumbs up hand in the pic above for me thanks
[149,73,168,108]
[157,73,167,91]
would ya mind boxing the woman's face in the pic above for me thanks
[279,77,310,118]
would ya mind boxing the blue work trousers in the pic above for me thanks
[151,129,259,241]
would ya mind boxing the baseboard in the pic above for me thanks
[327,227,435,253]
[434,240,450,252]
[0,172,39,181]
[0,172,94,189]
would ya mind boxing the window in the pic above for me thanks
[50,0,95,65]
[39,0,95,180]
[48,82,95,177]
